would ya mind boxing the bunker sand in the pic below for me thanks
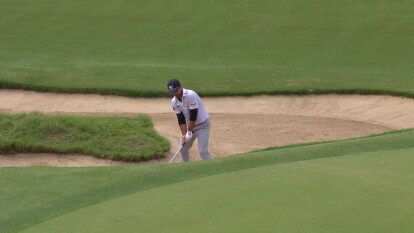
[0,90,413,167]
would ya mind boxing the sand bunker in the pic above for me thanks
[0,90,413,167]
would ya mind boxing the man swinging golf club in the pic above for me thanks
[167,78,212,162]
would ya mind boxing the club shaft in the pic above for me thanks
[168,145,183,163]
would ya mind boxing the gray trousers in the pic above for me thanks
[181,119,212,162]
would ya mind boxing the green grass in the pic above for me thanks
[1,0,413,232]
[0,113,169,161]
[1,129,413,233]
[1,0,413,97]
[20,148,414,233]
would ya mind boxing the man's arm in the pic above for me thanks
[176,112,187,135]
[187,108,198,132]
[179,124,187,137]
[186,91,199,133]
[180,108,198,143]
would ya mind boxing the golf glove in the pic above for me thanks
[179,138,186,147]
[186,131,193,141]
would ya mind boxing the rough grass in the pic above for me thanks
[0,113,170,161]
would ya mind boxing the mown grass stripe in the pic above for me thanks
[1,80,413,99]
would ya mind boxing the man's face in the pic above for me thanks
[172,85,183,98]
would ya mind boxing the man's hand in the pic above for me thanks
[183,131,193,143]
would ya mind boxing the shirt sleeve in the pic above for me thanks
[187,92,199,110]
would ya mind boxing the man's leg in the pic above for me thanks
[180,135,196,162]
[196,119,212,160]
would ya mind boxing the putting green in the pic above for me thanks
[21,148,414,233]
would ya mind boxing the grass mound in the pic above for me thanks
[0,113,170,161]
[20,148,414,233]
[1,129,413,233]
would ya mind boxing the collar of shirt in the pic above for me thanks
[176,88,188,102]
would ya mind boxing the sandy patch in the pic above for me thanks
[0,90,413,167]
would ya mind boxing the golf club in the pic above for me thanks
[168,143,185,163]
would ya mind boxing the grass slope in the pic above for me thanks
[1,129,413,233]
[20,148,414,233]
[1,0,413,97]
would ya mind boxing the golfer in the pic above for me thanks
[167,78,212,162]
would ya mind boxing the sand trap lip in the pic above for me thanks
[0,89,413,167]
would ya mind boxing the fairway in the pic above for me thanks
[20,148,414,233]
[1,0,413,96]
